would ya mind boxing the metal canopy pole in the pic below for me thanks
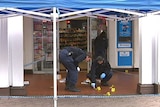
[52,7,57,107]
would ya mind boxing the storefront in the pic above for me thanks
[32,16,137,73]
[0,2,160,99]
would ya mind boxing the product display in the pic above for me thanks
[60,28,87,51]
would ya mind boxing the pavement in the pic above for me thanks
[0,94,160,107]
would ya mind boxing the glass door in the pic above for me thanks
[33,19,53,73]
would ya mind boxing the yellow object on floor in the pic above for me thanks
[96,86,101,91]
[110,85,116,92]
[106,92,111,96]
[125,70,128,73]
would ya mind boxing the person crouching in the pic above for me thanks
[87,56,113,89]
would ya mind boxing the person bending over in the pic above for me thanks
[59,46,92,92]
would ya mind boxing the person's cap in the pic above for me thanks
[96,56,104,61]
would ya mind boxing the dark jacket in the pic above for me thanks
[64,46,86,65]
[94,31,108,58]
[88,59,111,83]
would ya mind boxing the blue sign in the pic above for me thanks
[118,51,132,66]
[117,21,132,48]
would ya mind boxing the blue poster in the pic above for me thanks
[117,21,132,48]
[118,21,132,37]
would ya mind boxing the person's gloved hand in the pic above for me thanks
[68,52,73,56]
[77,67,80,72]
[91,83,96,89]
[100,73,106,79]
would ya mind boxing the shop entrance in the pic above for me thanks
[33,18,88,73]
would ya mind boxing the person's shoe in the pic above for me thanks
[67,87,80,92]
[65,83,80,92]
[101,82,109,86]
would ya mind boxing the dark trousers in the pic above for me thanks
[87,70,113,83]
[59,49,78,85]
[101,70,113,83]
